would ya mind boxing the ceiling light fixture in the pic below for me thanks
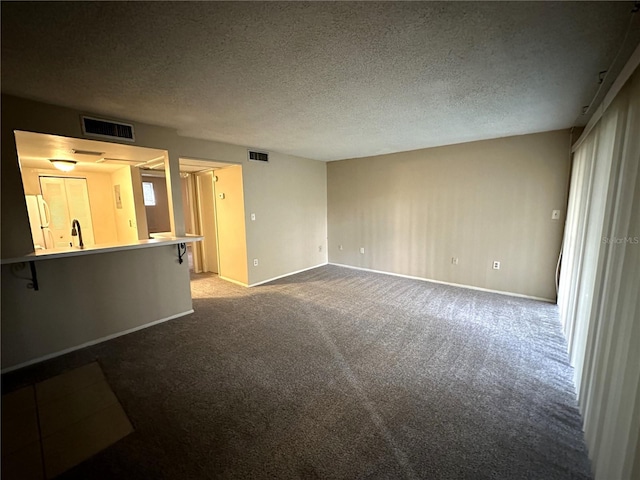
[50,159,77,172]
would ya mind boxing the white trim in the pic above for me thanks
[573,42,640,152]
[329,263,556,303]
[249,262,328,287]
[1,310,194,374]
[218,275,249,287]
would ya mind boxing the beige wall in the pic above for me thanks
[111,166,147,243]
[327,130,571,300]
[1,246,192,368]
[21,167,119,245]
[242,152,328,285]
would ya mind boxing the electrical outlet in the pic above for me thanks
[339,245,343,251]
[360,247,365,254]
[253,259,259,267]
[452,257,458,265]
[493,261,500,270]
[250,213,256,221]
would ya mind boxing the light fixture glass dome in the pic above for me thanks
[50,159,77,172]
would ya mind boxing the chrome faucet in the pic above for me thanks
[71,219,84,248]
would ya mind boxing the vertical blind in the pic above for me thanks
[558,68,639,479]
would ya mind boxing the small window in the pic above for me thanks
[142,182,156,206]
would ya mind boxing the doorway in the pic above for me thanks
[179,159,226,275]
[179,159,248,285]
[194,171,218,274]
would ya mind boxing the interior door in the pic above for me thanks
[39,177,73,248]
[39,176,95,248]
[64,178,95,245]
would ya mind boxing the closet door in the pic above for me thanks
[39,176,95,248]
[64,178,95,246]
[39,176,73,248]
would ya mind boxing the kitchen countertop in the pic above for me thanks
[1,235,203,264]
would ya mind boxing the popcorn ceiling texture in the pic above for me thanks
[0,2,634,161]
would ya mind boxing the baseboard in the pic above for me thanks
[218,276,249,287]
[1,309,194,374]
[249,262,328,287]
[329,263,556,303]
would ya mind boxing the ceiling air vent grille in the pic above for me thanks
[81,116,135,142]
[248,150,269,162]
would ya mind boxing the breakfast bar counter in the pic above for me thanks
[0,235,203,264]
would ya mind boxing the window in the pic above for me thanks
[142,182,156,206]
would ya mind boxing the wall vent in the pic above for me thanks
[81,116,135,142]
[248,150,269,162]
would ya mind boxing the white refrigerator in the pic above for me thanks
[25,194,54,250]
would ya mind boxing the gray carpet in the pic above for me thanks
[2,265,592,479]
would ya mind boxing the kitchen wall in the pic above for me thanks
[111,166,149,242]
[327,130,571,300]
[1,245,192,368]
[21,167,119,245]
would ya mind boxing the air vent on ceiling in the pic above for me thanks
[71,149,104,156]
[81,116,135,142]
[95,158,145,167]
[248,150,269,162]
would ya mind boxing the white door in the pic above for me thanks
[39,176,95,248]
[64,178,95,245]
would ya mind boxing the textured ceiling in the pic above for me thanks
[1,2,638,161]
